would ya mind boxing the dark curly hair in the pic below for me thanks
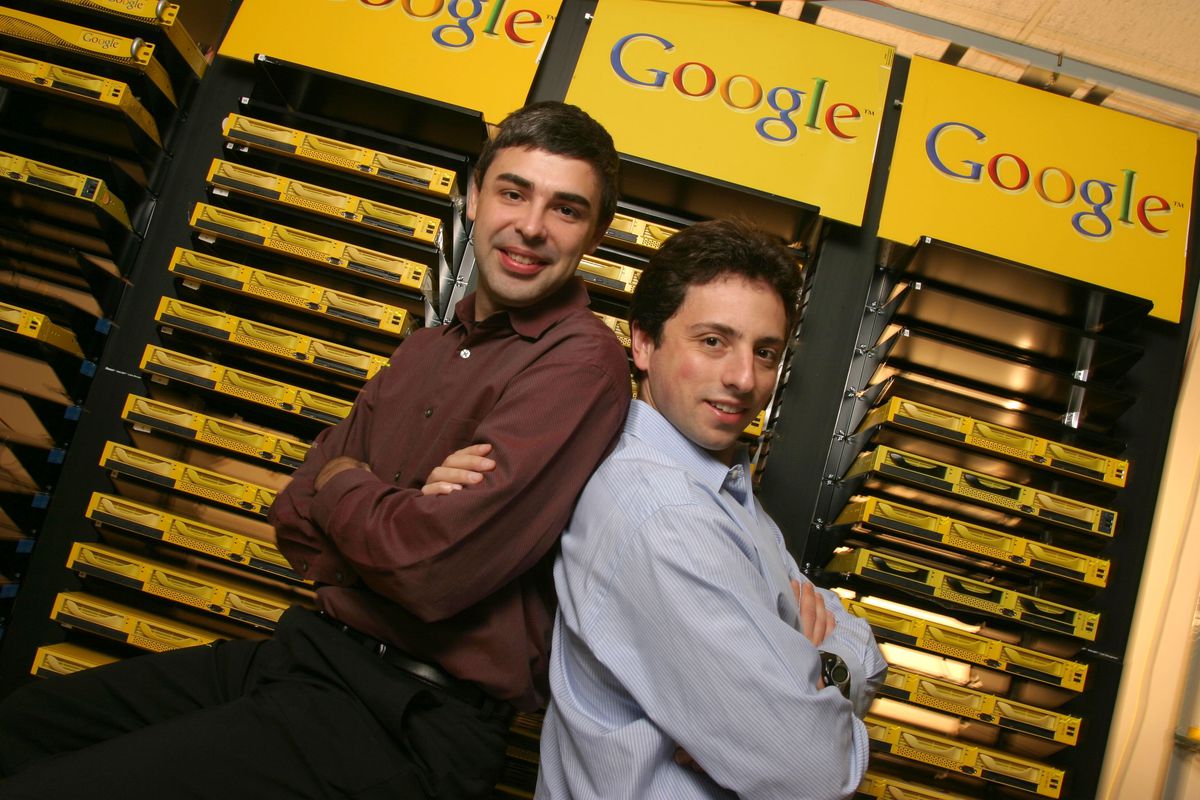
[630,218,802,353]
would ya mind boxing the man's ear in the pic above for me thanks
[466,178,479,222]
[630,323,654,374]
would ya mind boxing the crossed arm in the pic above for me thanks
[425,446,861,786]
[270,353,629,621]
[585,503,881,798]
[673,576,835,774]
[306,442,494,499]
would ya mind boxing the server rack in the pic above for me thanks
[760,55,1198,798]
[0,32,490,694]
[0,6,1194,799]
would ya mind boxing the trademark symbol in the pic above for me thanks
[1174,200,1185,209]
[864,109,875,116]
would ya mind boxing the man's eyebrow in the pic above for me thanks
[552,190,594,210]
[755,333,787,347]
[496,172,533,190]
[688,322,737,338]
[495,172,593,210]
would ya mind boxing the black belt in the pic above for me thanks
[318,612,488,707]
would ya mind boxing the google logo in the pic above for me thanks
[609,32,864,145]
[336,0,545,49]
[926,121,1173,240]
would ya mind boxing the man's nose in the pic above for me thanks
[515,203,547,241]
[723,349,756,393]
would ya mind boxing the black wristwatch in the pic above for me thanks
[819,651,852,699]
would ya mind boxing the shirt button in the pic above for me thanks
[424,408,433,418]
[299,560,309,572]
[459,348,471,359]
[334,571,344,583]
[393,471,402,481]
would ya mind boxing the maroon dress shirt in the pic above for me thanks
[269,278,630,710]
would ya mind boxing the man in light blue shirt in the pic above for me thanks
[535,219,887,799]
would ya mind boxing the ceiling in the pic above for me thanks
[777,0,1200,136]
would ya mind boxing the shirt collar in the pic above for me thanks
[624,400,753,502]
[451,277,592,340]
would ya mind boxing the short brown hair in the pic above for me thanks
[474,101,620,230]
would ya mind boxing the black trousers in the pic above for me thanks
[0,608,512,799]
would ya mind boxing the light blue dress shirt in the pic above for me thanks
[537,400,887,799]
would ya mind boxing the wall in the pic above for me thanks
[1099,295,1200,799]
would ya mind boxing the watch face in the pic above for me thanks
[820,651,852,698]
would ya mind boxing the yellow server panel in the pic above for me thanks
[139,345,353,425]
[31,641,118,677]
[120,394,312,469]
[154,296,390,381]
[856,771,977,800]
[0,150,131,230]
[0,301,84,357]
[188,203,429,295]
[206,159,441,244]
[99,441,276,518]
[843,597,1088,691]
[744,410,766,439]
[48,0,207,78]
[51,591,220,652]
[66,542,294,629]
[604,212,678,252]
[835,497,1110,587]
[169,248,417,337]
[859,396,1129,487]
[577,253,641,299]
[877,664,1081,744]
[222,114,456,198]
[845,446,1117,536]
[593,311,631,350]
[864,716,1065,798]
[86,492,301,581]
[0,49,161,145]
[827,547,1100,640]
[56,0,174,22]
[0,7,176,104]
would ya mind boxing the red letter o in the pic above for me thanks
[671,62,716,98]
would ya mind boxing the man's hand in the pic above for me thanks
[421,443,496,496]
[673,746,706,775]
[793,578,835,647]
[793,579,836,689]
[668,584,838,776]
[315,456,371,491]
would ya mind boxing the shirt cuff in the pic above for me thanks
[311,467,377,534]
[819,635,887,717]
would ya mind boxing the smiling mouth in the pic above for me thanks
[498,248,551,277]
[503,246,549,262]
[708,401,745,417]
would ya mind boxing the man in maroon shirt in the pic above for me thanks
[0,102,630,800]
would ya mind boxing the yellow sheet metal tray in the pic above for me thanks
[86,491,301,581]
[222,113,455,198]
[835,496,1110,587]
[139,345,352,425]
